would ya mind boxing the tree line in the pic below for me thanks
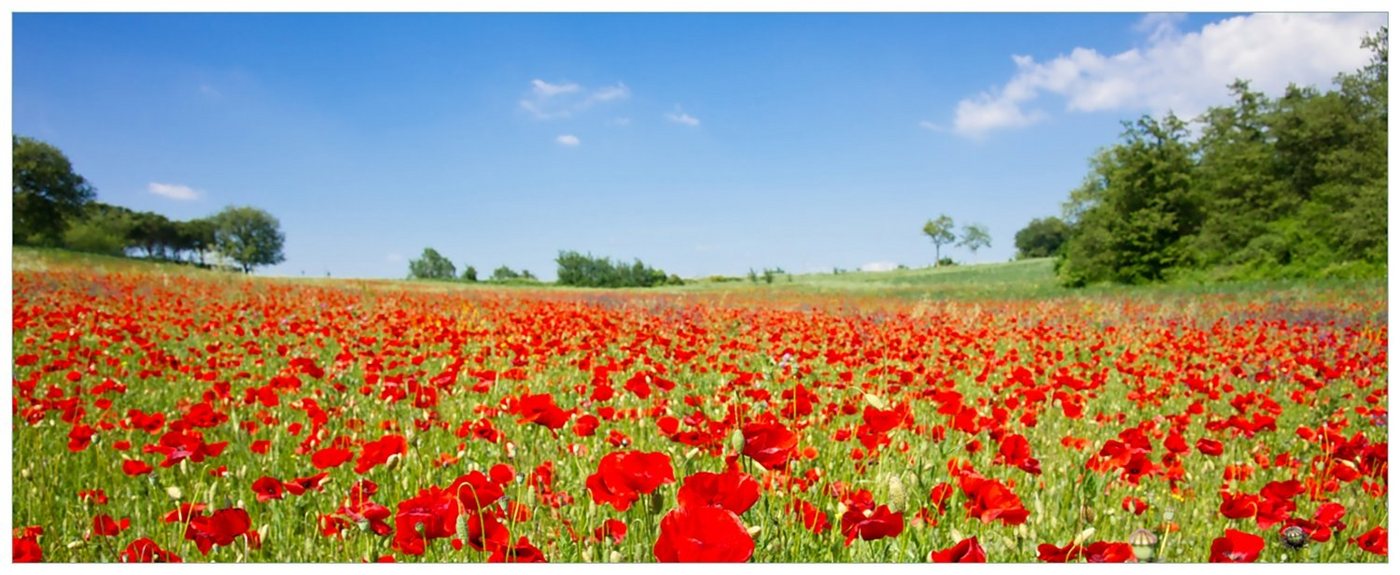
[1017,27,1386,286]
[13,135,287,273]
[407,247,682,287]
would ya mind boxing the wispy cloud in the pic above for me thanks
[147,182,201,201]
[666,106,701,127]
[556,134,580,147]
[948,13,1386,139]
[520,79,630,120]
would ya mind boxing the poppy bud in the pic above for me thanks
[1129,528,1158,562]
[1280,525,1307,549]
[166,486,182,500]
[1079,505,1096,524]
[385,453,402,471]
[455,513,469,540]
[609,550,623,563]
[582,546,594,563]
[649,491,665,515]
[887,475,908,513]
[729,429,745,454]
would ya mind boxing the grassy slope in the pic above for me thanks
[13,247,1386,305]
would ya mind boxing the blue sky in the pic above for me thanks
[12,12,1386,279]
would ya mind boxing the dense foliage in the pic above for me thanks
[407,248,457,280]
[1014,217,1070,259]
[1055,29,1386,286]
[555,250,681,288]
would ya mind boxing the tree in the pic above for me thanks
[462,265,478,282]
[958,223,991,260]
[13,135,96,245]
[211,206,286,273]
[180,218,217,266]
[922,215,956,265]
[62,202,135,257]
[1014,217,1070,258]
[408,247,456,280]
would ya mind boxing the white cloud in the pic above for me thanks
[521,79,629,119]
[666,107,701,127]
[950,13,1386,138]
[860,261,899,272]
[147,182,201,201]
[556,134,580,147]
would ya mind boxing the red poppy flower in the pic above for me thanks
[13,534,43,563]
[1219,491,1259,519]
[1353,526,1387,556]
[995,433,1042,475]
[929,483,954,514]
[120,538,182,563]
[840,503,905,545]
[392,486,458,555]
[312,447,354,470]
[586,451,675,512]
[246,477,280,503]
[184,507,252,556]
[959,473,1029,526]
[1122,496,1148,515]
[446,470,506,512]
[573,414,600,437]
[593,519,628,544]
[1081,541,1133,563]
[1209,529,1264,563]
[144,430,228,468]
[929,536,986,562]
[488,536,547,563]
[122,459,153,476]
[1196,438,1224,457]
[1037,542,1080,562]
[283,472,330,496]
[354,434,407,474]
[67,423,96,452]
[741,421,798,470]
[676,466,760,516]
[163,503,208,523]
[788,499,831,535]
[654,505,754,562]
[513,393,572,430]
[91,514,130,537]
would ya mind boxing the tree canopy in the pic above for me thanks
[922,215,956,265]
[1014,217,1070,259]
[408,247,457,280]
[211,206,286,273]
[13,135,96,245]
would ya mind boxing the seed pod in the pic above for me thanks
[385,453,402,471]
[1129,528,1158,562]
[729,429,745,454]
[1079,505,1096,524]
[1281,525,1307,549]
[456,513,470,541]
[648,491,666,515]
[166,486,183,500]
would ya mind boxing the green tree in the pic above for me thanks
[211,206,286,273]
[180,218,217,266]
[408,247,456,280]
[62,202,135,256]
[1013,216,1070,258]
[922,215,956,266]
[13,135,96,245]
[958,223,991,259]
[461,265,478,282]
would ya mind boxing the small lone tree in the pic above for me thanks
[408,247,456,280]
[461,265,478,282]
[922,215,956,266]
[958,223,992,260]
[211,206,285,273]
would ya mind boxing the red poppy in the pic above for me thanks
[513,393,572,430]
[959,473,1029,526]
[283,472,331,496]
[929,536,986,562]
[593,519,628,544]
[447,470,506,511]
[1122,496,1148,515]
[929,483,954,514]
[67,423,95,452]
[1209,529,1264,563]
[741,421,799,470]
[121,458,155,477]
[184,507,252,556]
[91,514,130,537]
[1353,526,1387,556]
[392,486,457,555]
[788,499,831,535]
[163,503,208,523]
[995,433,1042,475]
[488,536,547,563]
[354,434,407,474]
[120,538,182,563]
[586,451,675,512]
[143,430,228,468]
[13,534,43,563]
[1196,438,1224,457]
[251,476,284,503]
[1219,491,1258,519]
[1037,542,1080,562]
[840,491,905,545]
[654,505,754,562]
[311,447,354,470]
[1081,541,1133,563]
[676,466,760,516]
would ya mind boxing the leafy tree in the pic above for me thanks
[555,250,671,287]
[180,218,217,266]
[1014,217,1070,258]
[408,247,456,280]
[13,135,96,245]
[491,265,522,282]
[958,223,991,259]
[922,215,956,266]
[129,211,179,260]
[462,265,478,282]
[62,202,135,256]
[211,206,286,273]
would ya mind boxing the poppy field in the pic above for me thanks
[9,263,1390,563]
